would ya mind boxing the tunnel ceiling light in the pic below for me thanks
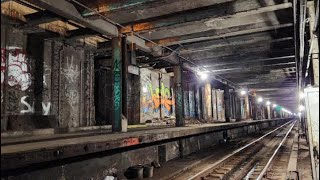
[299,92,305,99]
[257,97,263,103]
[240,90,247,96]
[197,72,208,80]
[273,104,277,108]
[298,112,302,116]
[266,101,271,106]
[298,105,305,111]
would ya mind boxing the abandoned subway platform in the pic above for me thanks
[0,0,319,179]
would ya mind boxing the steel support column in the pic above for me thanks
[267,105,271,119]
[174,64,185,127]
[111,37,122,132]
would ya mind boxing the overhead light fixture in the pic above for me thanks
[257,97,263,103]
[298,112,302,116]
[197,72,208,80]
[298,105,305,111]
[273,104,277,108]
[299,92,305,99]
[266,101,271,106]
[240,90,247,96]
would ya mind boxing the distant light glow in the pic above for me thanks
[299,92,305,99]
[273,104,277,108]
[240,90,247,96]
[198,72,208,80]
[298,112,302,116]
[282,108,292,114]
[266,101,271,106]
[298,105,305,111]
[257,97,263,103]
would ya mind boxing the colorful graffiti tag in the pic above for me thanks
[141,83,174,116]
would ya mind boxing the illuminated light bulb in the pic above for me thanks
[273,104,277,108]
[299,92,305,99]
[298,105,305,111]
[257,97,263,103]
[266,101,271,106]
[240,90,247,96]
[198,72,208,80]
[298,112,302,116]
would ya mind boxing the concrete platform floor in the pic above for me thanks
[1,118,290,173]
[1,119,280,154]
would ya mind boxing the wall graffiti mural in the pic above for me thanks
[1,48,5,84]
[6,48,32,91]
[1,48,32,91]
[141,82,174,116]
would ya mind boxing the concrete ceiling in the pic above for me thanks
[6,0,297,110]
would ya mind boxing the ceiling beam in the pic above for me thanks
[121,2,292,33]
[179,36,293,54]
[24,10,61,25]
[204,56,295,67]
[147,23,293,46]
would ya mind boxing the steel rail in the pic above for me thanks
[256,120,297,180]
[187,120,294,180]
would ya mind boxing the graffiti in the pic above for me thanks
[43,62,51,86]
[65,89,79,111]
[7,49,32,91]
[62,56,79,83]
[1,48,5,84]
[113,49,121,112]
[122,137,139,146]
[141,82,174,116]
[20,96,51,115]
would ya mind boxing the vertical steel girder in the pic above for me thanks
[174,64,185,127]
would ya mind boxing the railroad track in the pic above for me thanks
[173,120,297,180]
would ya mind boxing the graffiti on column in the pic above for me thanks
[141,82,174,116]
[1,48,5,84]
[1,48,32,91]
[62,56,79,111]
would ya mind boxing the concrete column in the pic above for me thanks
[251,96,257,120]
[202,82,212,121]
[174,64,184,127]
[267,105,271,119]
[224,86,231,122]
[111,37,122,132]
[236,95,242,121]
[307,1,319,86]
[27,34,44,114]
[244,94,250,119]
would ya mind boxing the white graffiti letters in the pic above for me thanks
[20,96,51,115]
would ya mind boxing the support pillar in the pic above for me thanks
[174,64,184,127]
[251,96,257,120]
[267,105,271,119]
[111,37,122,132]
[224,86,231,122]
[244,94,250,119]
[307,1,319,86]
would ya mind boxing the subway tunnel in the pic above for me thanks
[0,0,319,179]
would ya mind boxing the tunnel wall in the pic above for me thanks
[1,23,95,131]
